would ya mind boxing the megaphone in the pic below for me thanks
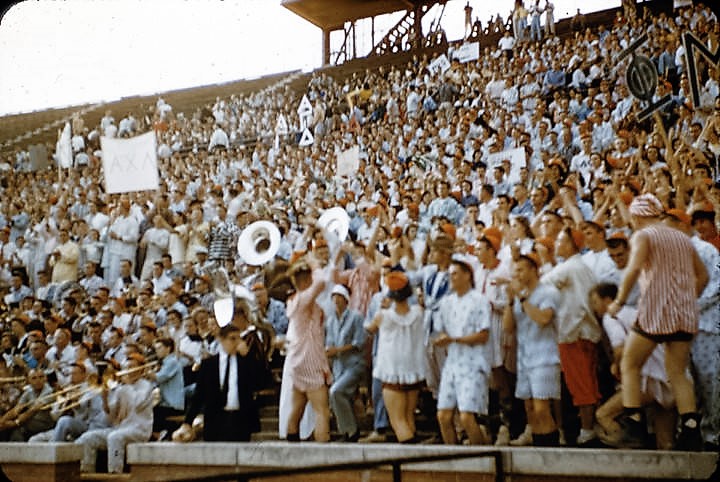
[317,207,350,242]
[237,220,281,266]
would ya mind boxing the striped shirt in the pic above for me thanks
[636,225,699,335]
[285,269,331,391]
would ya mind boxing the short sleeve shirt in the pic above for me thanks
[514,283,560,369]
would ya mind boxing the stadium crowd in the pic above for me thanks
[1,0,719,473]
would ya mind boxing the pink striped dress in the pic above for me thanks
[285,270,332,391]
[636,225,699,335]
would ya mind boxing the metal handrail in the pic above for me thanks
[166,449,505,482]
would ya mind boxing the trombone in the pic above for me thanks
[35,360,159,412]
[0,376,26,385]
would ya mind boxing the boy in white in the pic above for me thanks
[590,283,676,449]
[503,254,562,447]
[433,256,491,445]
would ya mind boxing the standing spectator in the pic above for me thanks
[503,255,561,446]
[607,194,708,450]
[366,272,425,443]
[529,0,543,42]
[544,0,555,36]
[50,231,78,284]
[541,228,602,445]
[284,257,332,442]
[433,257,492,445]
[103,197,139,287]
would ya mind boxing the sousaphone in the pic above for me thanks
[317,207,350,242]
[237,220,281,266]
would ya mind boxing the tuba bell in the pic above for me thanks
[207,262,257,328]
[317,206,350,242]
[237,220,281,266]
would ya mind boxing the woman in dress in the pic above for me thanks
[366,271,425,443]
[284,256,332,442]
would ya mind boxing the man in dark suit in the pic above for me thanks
[174,324,261,442]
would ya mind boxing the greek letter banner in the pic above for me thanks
[101,132,159,194]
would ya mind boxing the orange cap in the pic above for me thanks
[440,223,457,240]
[666,208,691,226]
[385,271,409,291]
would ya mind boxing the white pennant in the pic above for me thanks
[298,128,314,147]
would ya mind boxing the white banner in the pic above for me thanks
[101,131,159,194]
[428,54,451,75]
[336,146,359,177]
[486,147,526,185]
[452,42,479,63]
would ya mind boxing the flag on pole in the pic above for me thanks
[56,122,73,168]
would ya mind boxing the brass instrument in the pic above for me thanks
[34,360,159,411]
[236,221,281,266]
[317,206,350,242]
[0,376,26,384]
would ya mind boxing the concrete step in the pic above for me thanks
[80,474,131,482]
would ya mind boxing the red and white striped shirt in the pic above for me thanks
[636,225,699,335]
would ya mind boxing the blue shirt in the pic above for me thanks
[155,353,185,411]
[325,307,366,376]
[266,298,289,335]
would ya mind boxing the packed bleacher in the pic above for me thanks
[0,0,719,475]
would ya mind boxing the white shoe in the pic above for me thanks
[576,428,597,445]
[559,429,567,446]
[495,425,510,446]
[510,425,533,446]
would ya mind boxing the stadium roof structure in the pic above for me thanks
[281,0,421,30]
[282,0,446,65]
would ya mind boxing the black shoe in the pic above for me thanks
[606,416,646,449]
[343,430,360,442]
[675,426,703,452]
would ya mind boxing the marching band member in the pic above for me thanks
[76,353,154,474]
[29,363,109,442]
[0,368,54,441]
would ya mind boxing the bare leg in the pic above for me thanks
[596,392,624,434]
[383,388,413,442]
[579,404,596,431]
[460,411,488,445]
[664,341,696,415]
[524,398,535,428]
[306,385,331,442]
[438,409,457,444]
[532,399,556,434]
[286,388,308,437]
[620,332,656,408]
[405,389,419,436]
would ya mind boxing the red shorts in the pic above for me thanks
[558,340,600,407]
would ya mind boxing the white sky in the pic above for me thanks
[0,0,618,117]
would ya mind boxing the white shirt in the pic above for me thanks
[218,350,239,410]
[541,254,602,343]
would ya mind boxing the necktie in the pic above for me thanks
[221,355,230,404]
